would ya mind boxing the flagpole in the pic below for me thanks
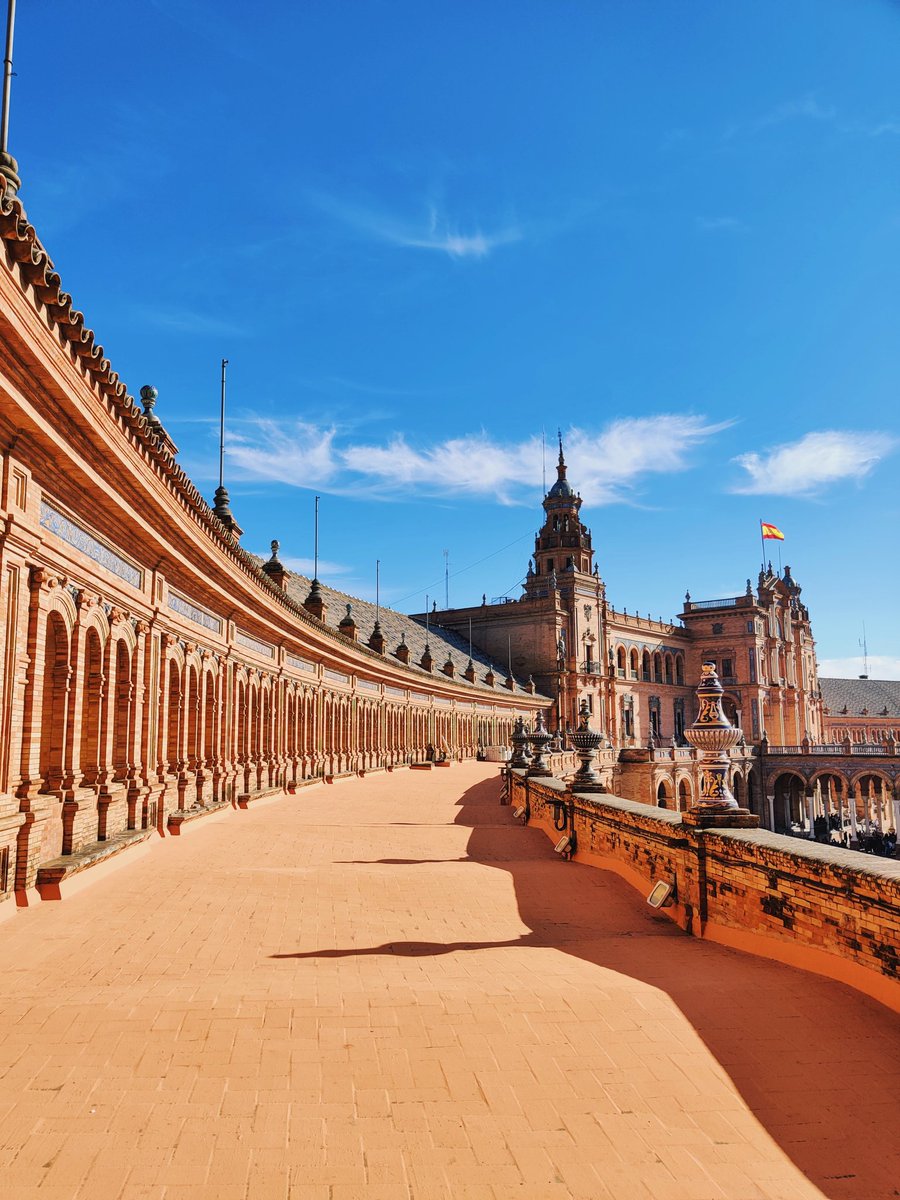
[759,518,766,573]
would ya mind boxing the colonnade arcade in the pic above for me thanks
[6,566,517,896]
[768,768,900,839]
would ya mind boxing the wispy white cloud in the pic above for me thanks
[227,419,339,485]
[732,430,897,496]
[867,120,900,137]
[724,92,837,141]
[308,192,522,260]
[819,656,900,681]
[225,414,729,507]
[754,93,836,129]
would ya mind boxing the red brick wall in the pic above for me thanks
[510,772,900,1013]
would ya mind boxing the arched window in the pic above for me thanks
[653,652,662,683]
[675,655,684,685]
[616,646,626,677]
[665,654,673,685]
[629,649,639,679]
[642,650,651,682]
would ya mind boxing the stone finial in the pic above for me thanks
[0,150,21,198]
[368,621,385,654]
[420,643,433,672]
[395,639,410,664]
[338,603,357,640]
[442,656,455,678]
[746,578,753,595]
[303,577,326,622]
[463,658,476,683]
[525,675,535,694]
[509,716,530,769]
[140,384,160,426]
[683,662,757,828]
[526,710,553,777]
[484,665,495,687]
[261,539,287,589]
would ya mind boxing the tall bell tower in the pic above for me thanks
[525,436,595,592]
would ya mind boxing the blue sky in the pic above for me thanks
[12,1,900,676]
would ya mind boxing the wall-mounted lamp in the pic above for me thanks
[647,880,676,908]
[554,834,574,858]
[513,804,528,821]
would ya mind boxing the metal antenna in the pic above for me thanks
[218,358,228,490]
[375,559,380,625]
[1,0,16,158]
[313,495,320,581]
[859,624,869,679]
[425,594,430,641]
[443,549,449,609]
[468,616,472,659]
[0,0,20,195]
[542,427,546,493]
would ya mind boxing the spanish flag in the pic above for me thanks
[760,522,784,541]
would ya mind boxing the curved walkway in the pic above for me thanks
[0,763,898,1200]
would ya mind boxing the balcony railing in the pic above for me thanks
[686,597,740,610]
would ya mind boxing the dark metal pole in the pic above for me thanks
[375,559,380,624]
[313,495,320,581]
[218,358,228,491]
[1,0,15,158]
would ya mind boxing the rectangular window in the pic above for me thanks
[751,699,760,739]
[723,658,733,680]
[748,648,757,683]
[746,620,754,634]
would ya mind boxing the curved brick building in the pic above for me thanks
[0,191,542,906]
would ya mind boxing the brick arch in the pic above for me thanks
[109,615,137,653]
[110,636,134,782]
[79,624,105,786]
[38,608,71,794]
[848,768,895,791]
[654,772,674,808]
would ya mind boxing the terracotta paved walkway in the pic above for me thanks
[1,764,898,1200]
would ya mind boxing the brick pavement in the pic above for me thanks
[0,763,898,1200]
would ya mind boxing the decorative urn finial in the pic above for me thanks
[509,716,531,768]
[682,662,757,827]
[569,698,606,792]
[526,710,553,777]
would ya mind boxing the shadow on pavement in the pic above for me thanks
[271,772,900,1199]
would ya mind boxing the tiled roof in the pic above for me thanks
[280,570,541,699]
[820,677,900,718]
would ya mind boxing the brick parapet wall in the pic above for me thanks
[509,771,900,1014]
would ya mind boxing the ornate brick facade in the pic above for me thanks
[0,195,541,907]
